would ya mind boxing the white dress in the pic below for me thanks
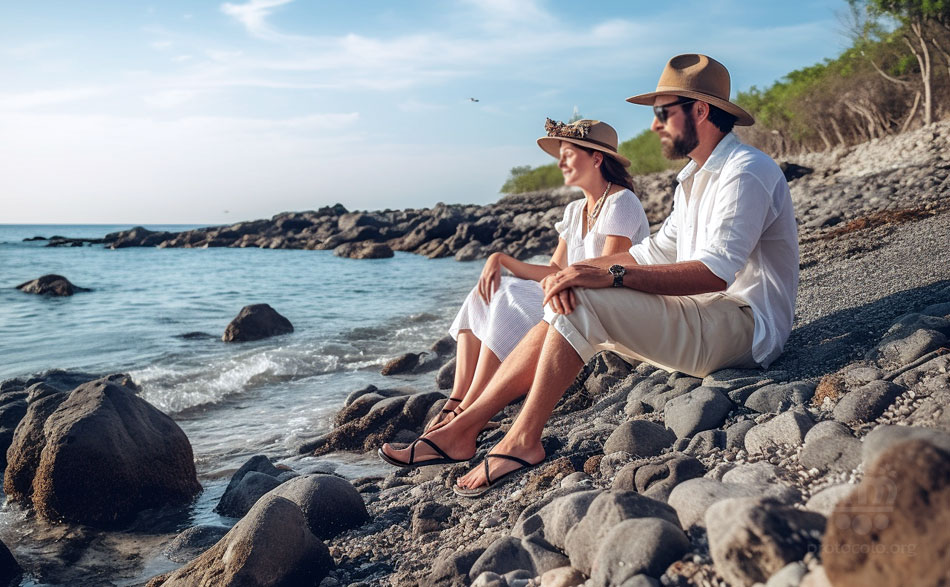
[449,188,650,361]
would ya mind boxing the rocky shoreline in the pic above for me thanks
[2,121,950,586]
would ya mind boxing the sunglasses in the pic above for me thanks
[653,98,696,123]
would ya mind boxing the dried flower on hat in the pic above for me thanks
[544,118,591,139]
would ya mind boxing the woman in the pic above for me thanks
[417,118,650,438]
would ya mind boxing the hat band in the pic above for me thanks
[566,136,618,153]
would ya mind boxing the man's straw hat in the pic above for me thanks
[537,118,631,168]
[626,54,754,126]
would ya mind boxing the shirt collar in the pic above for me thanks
[676,132,740,183]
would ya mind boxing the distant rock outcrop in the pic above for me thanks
[222,304,294,342]
[15,274,89,296]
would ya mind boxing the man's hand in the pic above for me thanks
[542,263,614,313]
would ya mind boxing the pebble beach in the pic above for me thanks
[2,120,950,587]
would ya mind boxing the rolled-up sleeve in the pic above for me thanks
[689,172,772,287]
[629,213,678,265]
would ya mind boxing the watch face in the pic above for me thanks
[609,264,623,275]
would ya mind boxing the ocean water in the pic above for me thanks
[0,224,485,584]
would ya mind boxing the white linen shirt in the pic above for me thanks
[628,132,799,367]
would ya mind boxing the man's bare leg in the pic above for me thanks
[456,324,584,489]
[381,322,548,463]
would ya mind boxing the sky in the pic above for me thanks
[0,0,854,224]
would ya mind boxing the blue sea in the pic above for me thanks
[0,224,484,585]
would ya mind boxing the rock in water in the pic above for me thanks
[823,438,950,587]
[333,241,394,259]
[146,495,332,586]
[269,474,370,539]
[222,303,294,342]
[381,352,421,375]
[15,274,88,296]
[6,374,201,526]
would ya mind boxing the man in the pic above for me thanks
[380,54,799,497]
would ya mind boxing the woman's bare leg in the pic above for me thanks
[458,344,501,409]
[456,325,584,489]
[425,330,481,431]
[381,322,548,463]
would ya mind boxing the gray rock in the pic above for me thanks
[603,420,675,458]
[841,366,884,387]
[832,380,903,424]
[589,518,690,585]
[744,410,814,454]
[163,525,230,563]
[684,429,727,455]
[744,381,816,413]
[521,534,570,576]
[147,495,332,586]
[269,474,369,539]
[563,490,680,574]
[216,471,283,518]
[436,357,456,390]
[5,375,201,526]
[869,313,950,365]
[333,241,394,259]
[469,537,535,580]
[412,501,452,537]
[539,567,587,587]
[667,478,798,530]
[720,462,783,486]
[725,420,756,450]
[800,421,862,473]
[664,387,733,438]
[222,303,294,342]
[860,424,950,467]
[525,489,601,549]
[15,274,89,296]
[423,547,485,587]
[706,497,825,587]
[470,572,504,587]
[612,453,705,502]
[805,483,855,516]
[702,369,769,391]
[381,352,421,375]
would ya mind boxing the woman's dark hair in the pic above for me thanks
[578,146,638,193]
[682,101,737,134]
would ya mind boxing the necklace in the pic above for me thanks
[586,182,612,232]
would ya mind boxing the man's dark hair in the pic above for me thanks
[682,101,737,134]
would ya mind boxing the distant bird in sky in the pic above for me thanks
[469,97,479,102]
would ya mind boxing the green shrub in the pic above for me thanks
[500,163,564,193]
[619,130,682,174]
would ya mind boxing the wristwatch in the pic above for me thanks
[609,264,626,288]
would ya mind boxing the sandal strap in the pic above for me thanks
[409,436,453,463]
[444,397,463,404]
[483,453,534,485]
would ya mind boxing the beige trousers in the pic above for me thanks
[543,288,756,378]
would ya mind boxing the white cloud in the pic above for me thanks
[0,87,107,110]
[144,89,199,109]
[220,0,296,41]
[151,40,174,50]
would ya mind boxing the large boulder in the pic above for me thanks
[823,438,950,587]
[15,274,89,296]
[147,495,332,586]
[222,304,294,342]
[269,474,370,539]
[215,455,285,517]
[563,490,680,574]
[5,375,201,526]
[3,383,70,500]
[706,497,825,587]
[590,518,689,584]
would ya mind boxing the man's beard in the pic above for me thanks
[661,112,699,160]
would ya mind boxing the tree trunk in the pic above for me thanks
[829,117,848,147]
[905,18,933,125]
[901,91,922,133]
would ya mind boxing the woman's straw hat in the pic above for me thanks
[626,54,754,126]
[537,118,631,168]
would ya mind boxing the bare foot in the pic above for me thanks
[455,438,545,490]
[379,425,477,466]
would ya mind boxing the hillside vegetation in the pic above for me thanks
[502,0,950,193]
